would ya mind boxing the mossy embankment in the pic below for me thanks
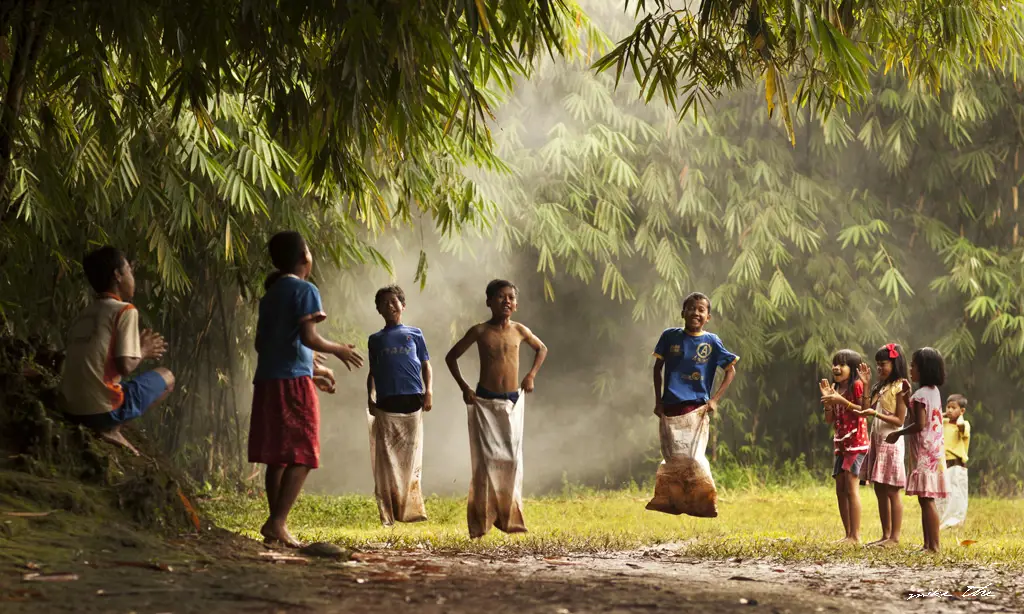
[0,335,202,566]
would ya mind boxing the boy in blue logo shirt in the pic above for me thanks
[366,284,432,525]
[367,285,432,413]
[653,292,739,417]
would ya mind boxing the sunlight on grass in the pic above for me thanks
[205,485,1024,569]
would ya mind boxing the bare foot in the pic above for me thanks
[866,538,888,547]
[98,428,140,456]
[841,537,861,545]
[260,520,302,549]
[876,539,900,548]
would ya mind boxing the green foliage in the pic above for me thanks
[594,0,1024,143]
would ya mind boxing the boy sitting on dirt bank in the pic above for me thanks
[445,279,547,538]
[60,246,175,455]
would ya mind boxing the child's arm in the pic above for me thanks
[366,372,376,409]
[886,400,924,442]
[445,325,481,404]
[300,321,363,370]
[706,364,736,412]
[872,385,908,427]
[421,361,433,411]
[517,324,548,393]
[653,357,665,416]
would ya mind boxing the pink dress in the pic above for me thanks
[905,386,948,498]
[860,382,907,488]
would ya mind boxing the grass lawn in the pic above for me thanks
[205,484,1024,569]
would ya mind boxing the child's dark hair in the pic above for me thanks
[82,246,127,294]
[911,347,946,387]
[682,292,711,312]
[486,279,517,300]
[872,343,909,396]
[264,231,307,290]
[268,231,307,272]
[831,349,863,390]
[947,393,968,410]
[375,284,406,308]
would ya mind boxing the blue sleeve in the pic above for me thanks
[653,330,669,359]
[296,282,325,321]
[713,335,739,369]
[414,329,429,362]
[367,335,377,371]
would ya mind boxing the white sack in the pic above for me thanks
[938,465,969,529]
[646,407,718,518]
[367,408,427,526]
[466,393,527,538]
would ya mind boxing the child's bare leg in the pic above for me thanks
[920,497,940,552]
[98,426,140,456]
[263,465,284,513]
[884,485,903,545]
[263,464,310,548]
[834,476,850,542]
[843,472,861,543]
[868,482,889,545]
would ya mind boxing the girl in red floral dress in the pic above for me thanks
[886,347,948,552]
[820,349,869,545]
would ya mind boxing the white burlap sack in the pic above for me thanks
[367,408,427,526]
[466,393,527,538]
[938,465,969,529]
[646,407,718,518]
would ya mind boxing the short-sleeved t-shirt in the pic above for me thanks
[653,329,739,404]
[944,418,970,462]
[253,276,326,381]
[368,324,429,398]
[831,380,868,455]
[61,295,142,415]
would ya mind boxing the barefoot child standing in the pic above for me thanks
[937,393,970,529]
[366,284,432,526]
[820,349,868,544]
[885,347,948,552]
[856,344,910,547]
[249,231,363,547]
[445,279,548,538]
[61,246,176,456]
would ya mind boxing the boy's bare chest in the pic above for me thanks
[479,330,521,358]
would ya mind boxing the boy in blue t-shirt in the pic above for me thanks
[367,285,432,413]
[249,231,364,548]
[653,292,739,418]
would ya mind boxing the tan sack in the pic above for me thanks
[367,408,427,526]
[646,407,718,518]
[466,393,527,538]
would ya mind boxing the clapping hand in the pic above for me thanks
[140,329,167,361]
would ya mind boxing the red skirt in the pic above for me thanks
[248,377,320,468]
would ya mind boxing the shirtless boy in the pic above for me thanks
[445,280,547,404]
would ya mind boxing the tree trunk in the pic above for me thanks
[0,0,51,218]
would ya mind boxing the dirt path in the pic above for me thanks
[2,532,1020,613]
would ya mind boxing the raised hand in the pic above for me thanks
[857,363,872,385]
[335,344,364,370]
[140,329,167,361]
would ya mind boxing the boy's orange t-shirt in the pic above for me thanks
[61,295,141,415]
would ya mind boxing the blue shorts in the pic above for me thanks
[833,452,867,478]
[475,383,519,404]
[65,371,168,430]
